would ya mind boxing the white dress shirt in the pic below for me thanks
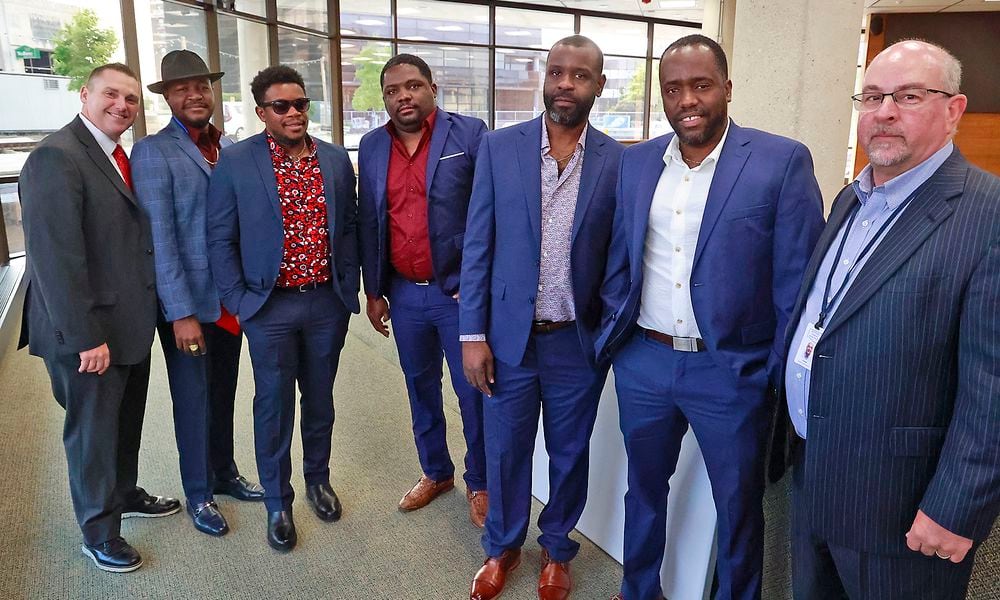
[637,122,730,338]
[79,113,126,181]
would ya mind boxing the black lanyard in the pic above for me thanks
[816,196,913,328]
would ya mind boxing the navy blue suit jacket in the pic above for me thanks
[459,116,624,367]
[206,133,361,319]
[596,122,825,387]
[357,108,487,297]
[132,119,233,323]
[779,149,1000,553]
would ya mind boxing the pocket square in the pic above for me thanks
[439,152,465,161]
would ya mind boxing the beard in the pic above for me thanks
[863,129,911,167]
[668,109,727,148]
[543,91,596,128]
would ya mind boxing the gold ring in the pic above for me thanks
[189,344,200,353]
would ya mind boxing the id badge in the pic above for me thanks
[793,323,823,371]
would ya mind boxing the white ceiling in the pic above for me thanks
[866,0,1000,12]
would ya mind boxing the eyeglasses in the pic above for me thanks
[851,87,955,112]
[260,97,311,115]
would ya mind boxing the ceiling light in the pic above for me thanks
[403,35,429,41]
[435,25,464,31]
[356,19,385,25]
[514,58,533,63]
[340,28,356,35]
[496,48,515,54]
[504,30,532,36]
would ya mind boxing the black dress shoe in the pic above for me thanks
[267,510,297,552]
[187,501,229,536]
[213,475,265,501]
[81,537,142,573]
[305,483,342,522]
[122,487,181,519]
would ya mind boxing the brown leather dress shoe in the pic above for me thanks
[467,488,488,528]
[538,549,571,600]
[470,549,521,600]
[398,475,454,511]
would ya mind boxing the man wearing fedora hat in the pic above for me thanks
[132,50,264,537]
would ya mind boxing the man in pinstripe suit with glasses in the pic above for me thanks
[780,40,999,599]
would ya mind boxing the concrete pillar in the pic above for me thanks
[728,0,866,209]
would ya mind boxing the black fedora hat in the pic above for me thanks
[147,50,225,93]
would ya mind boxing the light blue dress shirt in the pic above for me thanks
[784,142,954,438]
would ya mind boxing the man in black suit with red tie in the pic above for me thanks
[19,64,180,573]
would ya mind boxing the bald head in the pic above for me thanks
[549,35,604,73]
[869,39,962,94]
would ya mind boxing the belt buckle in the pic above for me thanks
[296,281,317,293]
[672,336,698,352]
[414,280,430,286]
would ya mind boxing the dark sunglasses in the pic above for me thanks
[260,97,310,115]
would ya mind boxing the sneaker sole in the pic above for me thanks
[80,546,142,573]
[121,505,181,519]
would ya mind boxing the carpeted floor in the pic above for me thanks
[0,308,996,600]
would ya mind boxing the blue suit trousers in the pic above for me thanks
[388,275,486,490]
[240,284,350,512]
[157,318,243,505]
[482,325,606,562]
[615,330,771,600]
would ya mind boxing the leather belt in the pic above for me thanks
[642,328,706,352]
[532,320,574,334]
[276,280,332,293]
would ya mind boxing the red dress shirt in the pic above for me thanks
[184,121,222,168]
[268,134,332,288]
[385,111,436,282]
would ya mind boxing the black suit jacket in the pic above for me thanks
[772,148,1000,554]
[19,116,157,365]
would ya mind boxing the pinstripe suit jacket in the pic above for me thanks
[780,148,1000,554]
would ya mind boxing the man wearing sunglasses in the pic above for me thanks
[777,40,1000,598]
[207,65,361,552]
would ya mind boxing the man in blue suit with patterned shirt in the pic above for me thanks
[597,35,824,600]
[357,54,489,527]
[132,50,264,539]
[461,35,623,600]
[207,65,360,552]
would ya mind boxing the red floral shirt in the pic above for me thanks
[268,133,332,288]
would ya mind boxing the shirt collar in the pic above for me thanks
[852,141,954,209]
[173,116,222,147]
[664,118,730,170]
[79,113,119,157]
[541,116,588,156]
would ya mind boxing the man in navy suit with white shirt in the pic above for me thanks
[461,35,623,600]
[598,35,824,600]
[780,40,1000,599]
[357,54,488,527]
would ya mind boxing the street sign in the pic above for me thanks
[15,45,41,60]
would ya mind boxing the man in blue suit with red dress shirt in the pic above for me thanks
[357,54,489,527]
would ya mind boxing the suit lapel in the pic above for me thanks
[631,136,670,273]
[251,134,283,221]
[425,108,451,190]
[516,118,543,246]
[374,129,391,218]
[316,141,339,235]
[168,120,212,177]
[693,122,750,269]
[820,152,966,339]
[70,117,137,206]
[571,127,606,242]
[786,185,859,341]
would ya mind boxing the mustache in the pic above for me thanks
[867,127,903,137]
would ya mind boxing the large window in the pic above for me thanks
[279,28,334,142]
[218,14,270,141]
[399,43,490,124]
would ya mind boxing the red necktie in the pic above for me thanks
[112,144,133,191]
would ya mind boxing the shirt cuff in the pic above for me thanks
[460,334,486,342]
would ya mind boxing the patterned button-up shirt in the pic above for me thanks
[268,133,332,288]
[535,119,586,322]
